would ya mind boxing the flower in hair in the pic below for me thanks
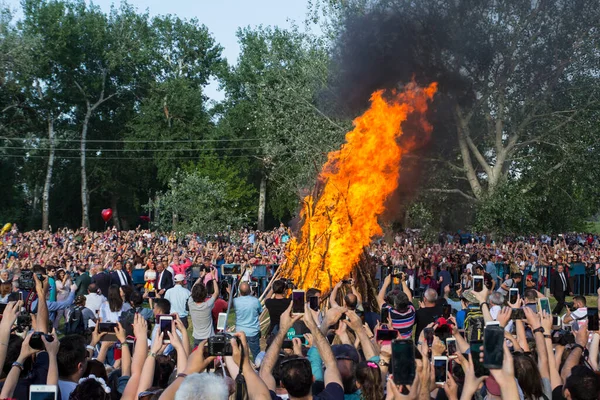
[78,374,111,394]
[367,361,379,369]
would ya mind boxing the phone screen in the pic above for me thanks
[509,289,518,304]
[376,329,399,341]
[588,309,599,331]
[222,264,242,275]
[483,326,504,369]
[424,328,434,347]
[539,298,551,315]
[552,315,560,326]
[473,276,483,292]
[216,313,227,331]
[511,308,525,320]
[292,291,305,314]
[434,358,447,384]
[0,303,6,315]
[381,307,390,324]
[446,339,456,356]
[30,391,56,400]
[309,296,319,311]
[470,341,490,377]
[392,340,416,385]
[160,317,173,335]
[98,323,117,333]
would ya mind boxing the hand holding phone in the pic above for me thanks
[292,290,305,315]
[392,339,416,385]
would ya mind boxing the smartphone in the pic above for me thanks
[442,304,452,319]
[552,315,562,329]
[292,290,305,315]
[98,322,118,333]
[433,356,448,385]
[509,288,519,304]
[538,298,551,315]
[29,384,58,400]
[282,339,294,349]
[391,339,416,385]
[483,323,504,369]
[375,329,399,342]
[148,291,156,298]
[446,338,456,356]
[424,327,434,347]
[0,303,6,315]
[588,309,599,331]
[380,307,390,325]
[309,296,319,311]
[511,308,525,320]
[473,275,484,292]
[159,315,173,343]
[221,264,242,276]
[470,341,490,377]
[216,312,227,331]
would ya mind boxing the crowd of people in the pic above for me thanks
[0,225,598,400]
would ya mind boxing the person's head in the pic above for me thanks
[191,283,208,303]
[573,295,587,309]
[46,266,55,277]
[356,361,382,400]
[489,292,504,306]
[306,288,321,300]
[69,375,111,400]
[57,335,88,381]
[272,279,286,295]
[121,285,133,303]
[344,293,358,310]
[279,356,314,399]
[393,291,411,313]
[512,353,545,400]
[423,288,438,306]
[512,273,522,283]
[107,284,124,312]
[557,264,565,273]
[153,298,171,316]
[174,274,185,286]
[563,365,600,400]
[174,372,229,400]
[78,264,87,273]
[239,282,251,296]
[156,263,165,273]
[114,261,122,270]
[524,288,537,303]
[0,281,12,296]
[88,283,98,295]
[74,295,86,307]
[129,290,144,308]
[83,359,108,381]
[0,269,9,281]
[57,269,66,281]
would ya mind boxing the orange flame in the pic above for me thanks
[283,82,437,292]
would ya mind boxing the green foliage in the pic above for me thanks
[149,170,251,234]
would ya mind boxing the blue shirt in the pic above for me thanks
[233,295,262,337]
[486,261,498,280]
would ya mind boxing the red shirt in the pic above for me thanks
[211,298,228,328]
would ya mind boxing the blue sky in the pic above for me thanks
[3,0,314,101]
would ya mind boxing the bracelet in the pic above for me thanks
[148,351,157,358]
[543,334,551,339]
[571,344,585,352]
[11,362,24,371]
[532,327,545,335]
[176,373,188,379]
[120,341,128,346]
[479,302,489,311]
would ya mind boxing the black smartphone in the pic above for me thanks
[424,327,434,347]
[308,296,319,311]
[282,339,294,349]
[381,307,390,325]
[0,303,6,315]
[588,309,599,331]
[375,329,399,341]
[510,308,525,320]
[392,339,416,385]
[483,324,504,369]
[470,341,490,377]
[442,304,452,319]
[509,288,519,304]
[148,291,156,298]
[98,322,118,333]
[433,357,448,385]
[292,290,305,315]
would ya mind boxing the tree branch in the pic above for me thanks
[426,188,478,202]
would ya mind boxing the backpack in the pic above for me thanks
[65,306,86,335]
[464,308,485,342]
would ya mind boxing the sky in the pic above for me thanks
[4,0,314,101]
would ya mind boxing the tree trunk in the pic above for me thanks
[42,118,55,231]
[111,194,121,230]
[80,110,91,229]
[257,174,267,230]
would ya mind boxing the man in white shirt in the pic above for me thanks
[164,274,191,328]
[84,283,106,327]
[563,295,587,330]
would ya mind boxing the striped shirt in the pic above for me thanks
[383,303,416,338]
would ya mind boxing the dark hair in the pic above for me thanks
[130,290,143,308]
[152,355,175,389]
[338,358,358,394]
[69,377,111,400]
[121,285,133,303]
[345,293,358,310]
[272,279,286,294]
[306,288,321,298]
[58,335,87,377]
[153,298,171,315]
[57,269,66,280]
[88,283,98,294]
[573,295,586,306]
[83,359,108,381]
[78,264,87,273]
[33,264,47,275]
[107,284,124,313]
[356,361,383,400]
[280,356,313,398]
[393,292,410,313]
[513,354,545,400]
[191,283,207,303]
[564,366,600,400]
[524,288,537,302]
[206,279,216,295]
[511,272,522,279]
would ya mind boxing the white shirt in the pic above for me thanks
[100,301,132,323]
[164,284,191,318]
[85,293,106,316]
[157,271,164,290]
[568,307,588,329]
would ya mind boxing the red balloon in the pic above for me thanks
[101,208,113,222]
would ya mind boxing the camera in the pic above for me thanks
[207,333,240,356]
[18,270,35,291]
[551,330,575,346]
[30,332,54,350]
[283,279,296,290]
[15,314,32,333]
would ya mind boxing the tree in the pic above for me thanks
[149,170,252,234]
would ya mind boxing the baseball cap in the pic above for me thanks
[461,290,479,304]
[331,344,359,363]
[174,274,185,282]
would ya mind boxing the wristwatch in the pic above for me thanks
[378,360,390,368]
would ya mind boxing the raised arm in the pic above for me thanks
[377,274,392,308]
[121,315,149,400]
[560,323,588,383]
[330,281,342,308]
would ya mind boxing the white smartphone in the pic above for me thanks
[509,288,519,304]
[433,356,448,385]
[446,338,456,356]
[473,275,484,292]
[159,315,173,343]
[485,321,500,327]
[216,312,227,331]
[292,290,305,315]
[30,384,58,400]
[538,298,551,315]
